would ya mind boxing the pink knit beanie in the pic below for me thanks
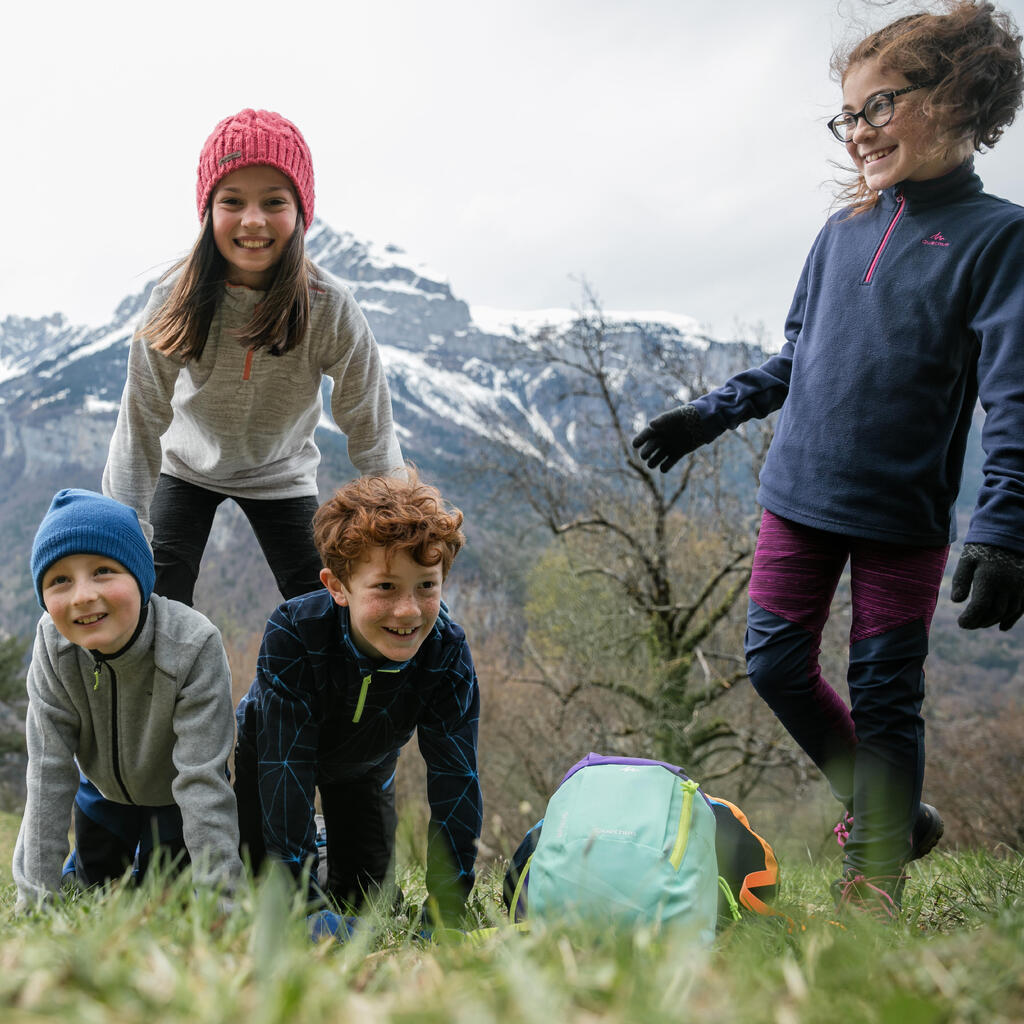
[196,109,315,230]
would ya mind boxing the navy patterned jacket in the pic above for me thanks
[235,588,481,907]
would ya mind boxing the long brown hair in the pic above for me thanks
[831,1,1023,215]
[143,211,319,361]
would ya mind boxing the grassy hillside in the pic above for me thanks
[0,811,1020,1024]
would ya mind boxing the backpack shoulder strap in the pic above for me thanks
[509,852,533,921]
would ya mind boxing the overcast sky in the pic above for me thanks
[5,0,1024,347]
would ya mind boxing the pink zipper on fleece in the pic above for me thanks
[863,192,905,284]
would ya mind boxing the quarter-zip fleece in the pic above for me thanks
[102,265,404,541]
[691,161,1024,552]
[235,588,482,906]
[13,595,243,907]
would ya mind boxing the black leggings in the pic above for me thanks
[148,473,323,606]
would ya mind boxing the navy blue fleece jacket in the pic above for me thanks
[692,161,1024,553]
[235,588,481,906]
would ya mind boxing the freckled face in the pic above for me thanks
[210,165,299,289]
[321,546,443,662]
[842,58,968,191]
[41,554,142,655]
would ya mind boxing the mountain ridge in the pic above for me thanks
[0,216,727,639]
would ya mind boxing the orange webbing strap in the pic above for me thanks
[706,796,798,926]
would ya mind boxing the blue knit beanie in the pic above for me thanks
[31,489,155,609]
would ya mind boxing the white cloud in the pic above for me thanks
[4,0,1023,349]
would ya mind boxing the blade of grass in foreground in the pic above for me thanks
[0,842,1019,1023]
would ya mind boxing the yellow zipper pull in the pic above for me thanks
[669,778,700,870]
[352,674,371,723]
[93,663,101,691]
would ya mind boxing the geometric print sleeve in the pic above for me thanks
[253,606,322,880]
[416,638,483,916]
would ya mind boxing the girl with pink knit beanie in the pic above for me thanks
[102,109,404,607]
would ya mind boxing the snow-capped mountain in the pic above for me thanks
[0,218,737,637]
[0,218,719,483]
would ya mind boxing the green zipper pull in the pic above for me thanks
[352,674,371,723]
[669,778,700,870]
[718,876,742,921]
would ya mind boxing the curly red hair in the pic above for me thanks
[313,468,465,584]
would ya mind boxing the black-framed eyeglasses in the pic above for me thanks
[827,85,923,142]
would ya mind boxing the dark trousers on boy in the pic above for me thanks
[68,774,187,886]
[233,737,399,910]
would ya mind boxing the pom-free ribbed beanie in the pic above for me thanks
[196,108,314,230]
[31,489,155,609]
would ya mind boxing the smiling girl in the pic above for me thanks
[102,109,403,607]
[633,1,1024,916]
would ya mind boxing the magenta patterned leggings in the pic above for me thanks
[745,510,948,875]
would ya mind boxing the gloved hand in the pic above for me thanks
[950,542,1024,630]
[631,404,711,472]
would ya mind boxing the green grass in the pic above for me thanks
[0,809,1021,1023]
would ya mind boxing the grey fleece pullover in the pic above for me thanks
[13,595,242,908]
[102,265,404,539]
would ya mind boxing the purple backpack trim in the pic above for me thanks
[560,753,713,808]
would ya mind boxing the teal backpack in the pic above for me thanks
[509,754,719,944]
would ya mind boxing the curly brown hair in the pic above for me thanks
[832,1,1023,214]
[313,468,465,584]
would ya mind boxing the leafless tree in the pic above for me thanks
[468,287,802,779]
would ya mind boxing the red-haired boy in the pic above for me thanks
[233,470,481,924]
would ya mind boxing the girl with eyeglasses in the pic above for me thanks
[633,1,1024,919]
[102,110,404,608]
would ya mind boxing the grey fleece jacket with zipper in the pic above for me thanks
[102,266,404,539]
[12,595,242,908]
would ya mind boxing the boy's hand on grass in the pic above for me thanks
[416,893,470,940]
[951,543,1024,630]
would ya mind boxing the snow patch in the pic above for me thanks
[31,388,70,410]
[470,305,702,337]
[84,395,119,414]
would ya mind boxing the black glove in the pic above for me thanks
[631,404,711,473]
[950,542,1024,631]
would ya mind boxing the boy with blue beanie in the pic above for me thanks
[13,488,242,908]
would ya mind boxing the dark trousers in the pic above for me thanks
[234,738,399,911]
[744,510,948,878]
[70,774,187,887]
[149,473,323,606]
